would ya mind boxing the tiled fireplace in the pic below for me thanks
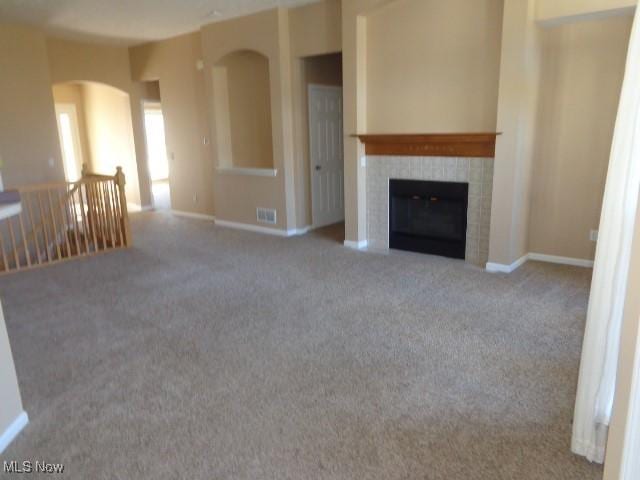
[366,155,494,266]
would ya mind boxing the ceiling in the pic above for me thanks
[0,0,319,46]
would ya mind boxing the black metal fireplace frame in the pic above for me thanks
[389,179,469,259]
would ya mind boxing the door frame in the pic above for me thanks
[54,103,84,182]
[308,84,344,229]
[142,100,170,210]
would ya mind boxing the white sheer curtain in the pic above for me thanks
[572,3,640,464]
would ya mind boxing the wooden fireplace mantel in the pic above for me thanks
[354,133,500,158]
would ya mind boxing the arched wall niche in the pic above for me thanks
[212,50,275,170]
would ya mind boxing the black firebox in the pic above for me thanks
[389,179,468,259]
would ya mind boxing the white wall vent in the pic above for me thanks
[257,207,277,225]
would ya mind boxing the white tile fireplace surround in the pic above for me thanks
[366,156,494,266]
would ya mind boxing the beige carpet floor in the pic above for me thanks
[1,212,602,479]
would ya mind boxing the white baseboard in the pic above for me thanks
[487,252,595,273]
[173,216,309,237]
[215,219,290,237]
[0,411,28,454]
[344,239,368,250]
[127,203,153,213]
[486,254,529,273]
[528,252,594,268]
[287,226,311,236]
[171,210,216,222]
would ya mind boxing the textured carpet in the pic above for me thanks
[1,212,602,479]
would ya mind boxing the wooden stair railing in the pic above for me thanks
[0,166,131,274]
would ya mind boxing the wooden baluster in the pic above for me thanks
[38,192,52,263]
[7,218,20,270]
[25,193,43,265]
[107,181,118,245]
[68,184,82,255]
[77,183,90,254]
[18,213,32,267]
[87,182,99,252]
[111,181,124,247]
[100,181,110,247]
[102,180,118,248]
[115,167,131,247]
[0,173,133,274]
[47,189,62,261]
[56,189,72,257]
[0,228,8,272]
[86,182,98,250]
[102,181,112,248]
[95,181,107,249]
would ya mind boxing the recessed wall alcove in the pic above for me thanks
[212,50,275,175]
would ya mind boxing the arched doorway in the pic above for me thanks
[52,81,141,207]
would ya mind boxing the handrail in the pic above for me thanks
[16,176,114,193]
[0,165,131,274]
[81,163,118,181]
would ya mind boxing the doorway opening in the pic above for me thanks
[143,99,171,210]
[304,53,344,235]
[52,81,141,206]
[55,104,83,182]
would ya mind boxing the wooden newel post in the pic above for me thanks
[115,166,132,247]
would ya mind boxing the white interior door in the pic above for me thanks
[55,103,84,182]
[309,85,344,228]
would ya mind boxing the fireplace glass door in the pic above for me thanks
[389,179,468,259]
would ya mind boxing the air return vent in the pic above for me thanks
[257,207,277,225]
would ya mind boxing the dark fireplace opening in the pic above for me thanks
[389,179,468,259]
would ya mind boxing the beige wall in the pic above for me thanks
[52,81,143,205]
[130,32,213,216]
[215,51,274,169]
[52,83,93,171]
[129,2,340,229]
[0,301,25,444]
[488,0,542,266]
[299,53,343,225]
[290,0,342,58]
[47,37,150,207]
[366,0,503,133]
[529,16,632,260]
[201,9,294,229]
[0,25,65,188]
[81,82,140,204]
[47,37,133,92]
[202,3,341,231]
[342,0,503,243]
[342,0,387,243]
[291,0,342,229]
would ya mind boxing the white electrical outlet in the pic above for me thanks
[590,230,599,242]
[360,156,367,167]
